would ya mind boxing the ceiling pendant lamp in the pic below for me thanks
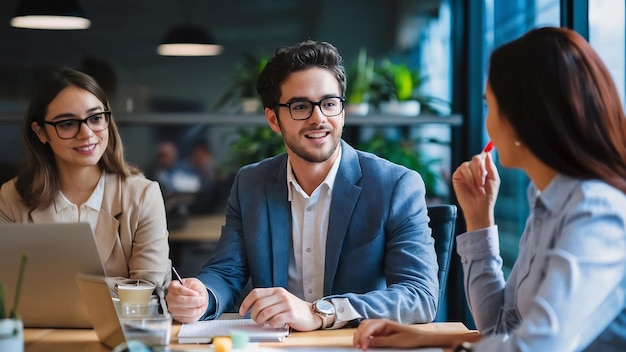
[10,0,91,30]
[157,24,223,56]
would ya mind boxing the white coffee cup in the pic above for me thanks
[116,279,155,305]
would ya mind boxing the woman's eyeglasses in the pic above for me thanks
[42,111,111,140]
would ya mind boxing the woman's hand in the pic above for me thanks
[452,152,500,231]
[354,319,483,351]
[353,319,426,350]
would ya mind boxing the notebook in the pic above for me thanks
[178,317,291,343]
[0,222,105,328]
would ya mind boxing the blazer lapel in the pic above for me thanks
[268,157,291,289]
[95,173,121,265]
[29,204,57,223]
[324,141,362,295]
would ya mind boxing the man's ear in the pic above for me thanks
[31,122,48,144]
[265,107,282,134]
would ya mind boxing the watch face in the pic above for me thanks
[315,300,334,314]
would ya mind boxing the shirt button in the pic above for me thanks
[461,256,467,264]
[338,307,344,313]
[306,247,312,253]
[534,220,541,226]
[308,289,313,294]
[307,206,312,211]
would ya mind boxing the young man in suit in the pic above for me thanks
[166,40,439,331]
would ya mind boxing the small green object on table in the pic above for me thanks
[230,330,249,349]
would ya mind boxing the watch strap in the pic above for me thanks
[312,299,335,329]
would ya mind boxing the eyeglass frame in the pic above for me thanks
[275,96,346,120]
[42,110,112,140]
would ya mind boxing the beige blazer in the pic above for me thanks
[0,173,171,287]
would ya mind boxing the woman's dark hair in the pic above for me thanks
[16,67,139,208]
[256,40,346,110]
[489,26,626,192]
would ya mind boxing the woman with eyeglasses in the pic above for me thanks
[0,67,170,288]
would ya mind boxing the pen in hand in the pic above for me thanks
[483,140,494,153]
[172,266,185,287]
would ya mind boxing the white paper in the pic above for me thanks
[178,318,290,343]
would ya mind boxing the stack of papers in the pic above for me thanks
[178,318,290,343]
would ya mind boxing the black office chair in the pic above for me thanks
[427,204,458,322]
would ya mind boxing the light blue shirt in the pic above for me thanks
[457,174,626,351]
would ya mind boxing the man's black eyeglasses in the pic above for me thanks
[43,110,111,140]
[276,96,345,120]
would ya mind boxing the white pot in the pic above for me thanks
[379,100,421,116]
[345,103,370,116]
[241,98,262,113]
[0,318,23,352]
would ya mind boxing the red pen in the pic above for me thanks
[483,141,494,153]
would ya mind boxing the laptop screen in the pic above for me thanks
[0,222,105,328]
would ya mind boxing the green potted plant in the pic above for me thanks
[372,59,452,116]
[358,132,444,201]
[0,254,28,352]
[219,126,285,175]
[372,59,426,116]
[214,52,268,113]
[344,48,375,116]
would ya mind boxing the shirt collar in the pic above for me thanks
[287,146,342,201]
[54,172,105,212]
[527,173,580,212]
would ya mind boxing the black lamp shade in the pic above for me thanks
[157,24,223,56]
[161,25,215,45]
[11,0,90,30]
[15,0,86,17]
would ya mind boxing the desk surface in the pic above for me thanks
[25,322,469,351]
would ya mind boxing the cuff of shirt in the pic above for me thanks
[456,225,500,261]
[327,297,363,329]
[200,286,219,320]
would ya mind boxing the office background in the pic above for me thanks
[0,0,624,328]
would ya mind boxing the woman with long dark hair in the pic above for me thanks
[354,26,626,352]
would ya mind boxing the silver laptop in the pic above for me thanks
[0,222,105,328]
[75,274,126,348]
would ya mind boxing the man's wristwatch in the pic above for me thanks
[311,299,336,329]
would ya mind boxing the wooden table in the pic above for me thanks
[25,322,469,351]
[169,214,225,242]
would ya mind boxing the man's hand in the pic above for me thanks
[239,287,323,331]
[165,277,209,323]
